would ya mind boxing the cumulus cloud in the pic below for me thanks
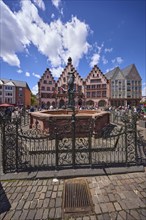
[32,72,41,78]
[104,48,113,53]
[17,69,23,73]
[102,56,108,65]
[112,57,123,65]
[51,0,61,9]
[25,72,30,77]
[32,0,45,11]
[51,0,63,15]
[61,16,90,67]
[89,42,104,67]
[1,0,90,75]
[32,84,38,95]
[90,54,100,67]
[2,54,20,67]
[97,43,104,54]
[0,1,29,67]
[50,67,63,78]
[51,13,55,19]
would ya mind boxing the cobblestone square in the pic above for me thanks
[0,169,146,220]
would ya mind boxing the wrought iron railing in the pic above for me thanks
[0,108,144,173]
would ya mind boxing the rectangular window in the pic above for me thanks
[90,79,101,83]
[41,86,45,90]
[127,86,131,91]
[47,94,51,98]
[5,98,12,103]
[97,91,101,97]
[92,92,96,97]
[41,93,48,98]
[5,92,13,96]
[102,91,106,97]
[49,81,52,84]
[102,84,106,88]
[5,86,13,90]
[87,92,90,98]
[78,86,82,92]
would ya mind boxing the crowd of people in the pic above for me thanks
[108,105,146,120]
[1,103,146,121]
[0,106,26,121]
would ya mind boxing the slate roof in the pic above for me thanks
[105,64,141,80]
[122,64,135,77]
[104,67,119,79]
[0,79,31,91]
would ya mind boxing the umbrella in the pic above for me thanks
[0,103,14,107]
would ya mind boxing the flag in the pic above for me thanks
[61,86,67,92]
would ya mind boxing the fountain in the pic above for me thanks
[30,68,110,137]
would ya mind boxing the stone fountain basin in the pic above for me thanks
[30,109,110,138]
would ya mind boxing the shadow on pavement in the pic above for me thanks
[0,182,11,214]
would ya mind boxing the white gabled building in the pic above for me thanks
[105,64,142,107]
[0,79,31,107]
[0,80,16,104]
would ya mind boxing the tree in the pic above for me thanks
[31,93,38,106]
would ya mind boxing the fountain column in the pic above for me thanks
[67,66,76,168]
[67,67,75,110]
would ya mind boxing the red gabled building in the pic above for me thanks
[0,79,31,107]
[85,65,109,108]
[38,58,109,109]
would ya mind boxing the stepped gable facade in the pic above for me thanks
[56,57,84,108]
[38,58,142,108]
[85,65,109,108]
[38,68,56,107]
[38,57,110,109]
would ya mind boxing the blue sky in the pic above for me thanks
[0,0,146,95]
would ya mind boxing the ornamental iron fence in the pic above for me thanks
[0,110,144,173]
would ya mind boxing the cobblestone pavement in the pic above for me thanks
[0,170,146,220]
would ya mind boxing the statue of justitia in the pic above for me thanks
[68,68,75,109]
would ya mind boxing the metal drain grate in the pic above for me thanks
[63,178,94,216]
